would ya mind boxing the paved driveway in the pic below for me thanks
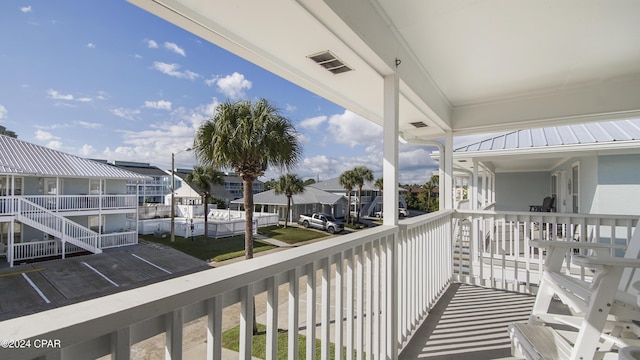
[0,241,210,320]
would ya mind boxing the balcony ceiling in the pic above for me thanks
[129,0,640,140]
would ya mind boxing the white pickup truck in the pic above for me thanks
[298,213,344,234]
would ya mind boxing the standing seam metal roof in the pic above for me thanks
[454,119,640,153]
[0,135,149,179]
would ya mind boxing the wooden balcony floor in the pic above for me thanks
[400,283,536,360]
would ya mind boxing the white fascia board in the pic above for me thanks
[322,0,452,131]
[452,140,640,159]
[452,76,640,135]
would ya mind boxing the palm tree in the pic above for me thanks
[193,98,301,260]
[423,175,439,212]
[352,166,374,223]
[339,170,356,225]
[274,173,305,228]
[186,165,223,238]
[374,177,383,192]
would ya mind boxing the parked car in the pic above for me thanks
[375,208,410,218]
[298,213,344,234]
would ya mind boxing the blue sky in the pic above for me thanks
[0,0,445,184]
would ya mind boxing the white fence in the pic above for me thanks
[12,240,86,263]
[1,209,637,360]
[134,211,280,239]
[99,231,138,249]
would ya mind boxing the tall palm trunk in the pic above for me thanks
[347,191,352,225]
[356,186,363,224]
[285,195,291,228]
[243,179,254,260]
[203,194,209,238]
[242,177,259,335]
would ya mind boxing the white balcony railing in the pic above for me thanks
[99,231,138,249]
[20,194,137,212]
[12,240,86,262]
[0,210,637,360]
[454,210,639,292]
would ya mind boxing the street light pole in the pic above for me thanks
[170,148,191,242]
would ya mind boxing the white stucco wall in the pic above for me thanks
[495,172,550,212]
[593,154,640,216]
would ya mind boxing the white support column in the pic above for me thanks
[483,165,488,207]
[111,327,131,360]
[9,220,14,267]
[206,297,222,360]
[444,131,454,209]
[491,170,496,204]
[165,308,183,360]
[382,73,399,226]
[472,160,479,210]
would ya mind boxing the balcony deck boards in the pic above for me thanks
[400,283,536,360]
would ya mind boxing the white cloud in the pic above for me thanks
[46,89,92,102]
[21,6,32,13]
[34,129,63,149]
[75,121,102,129]
[0,104,7,119]
[110,107,141,121]
[326,110,383,148]
[47,89,74,100]
[206,72,252,99]
[99,98,221,168]
[147,39,158,48]
[143,100,172,110]
[86,43,95,49]
[152,62,199,80]
[299,116,327,131]
[285,104,296,113]
[78,144,97,157]
[163,42,185,56]
[35,129,58,141]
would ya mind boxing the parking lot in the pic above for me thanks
[0,241,210,320]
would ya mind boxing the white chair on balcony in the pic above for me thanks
[510,220,640,360]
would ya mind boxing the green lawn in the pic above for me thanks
[222,324,351,359]
[141,225,328,261]
[257,225,328,244]
[139,233,276,262]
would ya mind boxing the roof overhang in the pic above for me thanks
[129,0,640,139]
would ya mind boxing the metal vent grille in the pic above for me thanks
[308,51,352,74]
[410,121,428,128]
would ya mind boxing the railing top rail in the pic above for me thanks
[455,209,639,222]
[400,209,455,227]
[0,225,398,348]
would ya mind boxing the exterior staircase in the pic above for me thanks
[365,195,383,217]
[13,197,102,254]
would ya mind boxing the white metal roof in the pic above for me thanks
[310,177,378,192]
[231,186,344,206]
[454,119,640,153]
[442,119,640,173]
[0,135,149,179]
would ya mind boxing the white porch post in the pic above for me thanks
[472,160,479,210]
[9,220,14,268]
[444,131,454,209]
[382,74,399,226]
[382,73,399,359]
[483,165,488,207]
[491,170,496,204]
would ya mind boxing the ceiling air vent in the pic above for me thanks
[308,51,352,75]
[410,121,428,128]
